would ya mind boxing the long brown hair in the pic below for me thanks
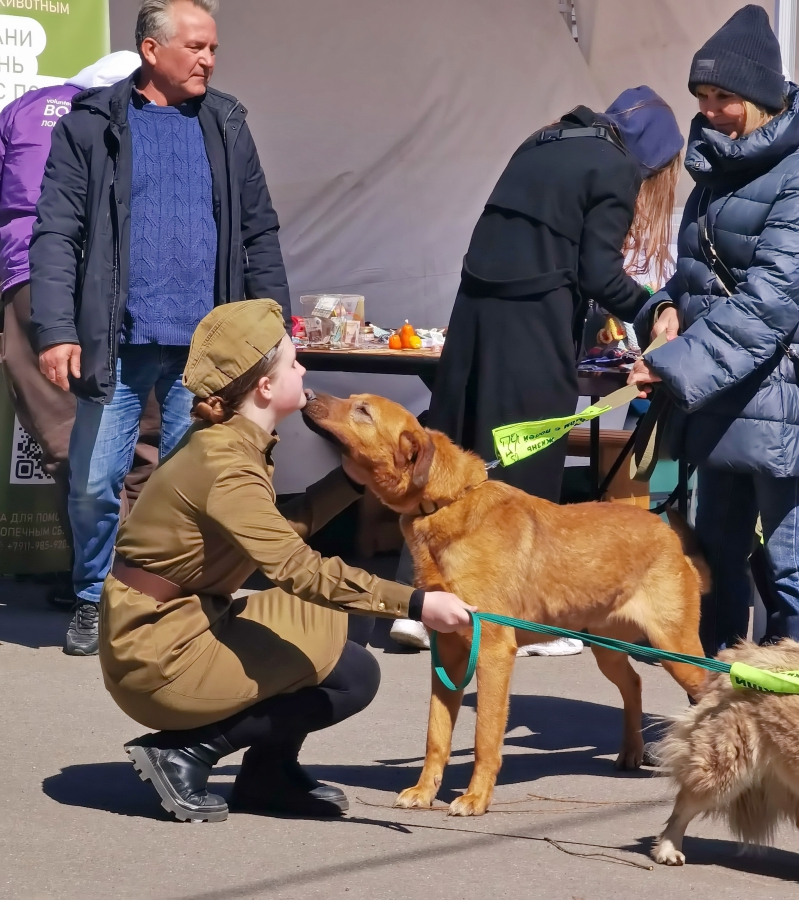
[191,341,283,424]
[623,153,682,286]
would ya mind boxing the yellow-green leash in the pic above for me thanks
[431,612,799,695]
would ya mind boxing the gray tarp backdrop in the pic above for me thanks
[108,0,775,491]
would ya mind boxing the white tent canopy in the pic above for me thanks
[109,0,786,490]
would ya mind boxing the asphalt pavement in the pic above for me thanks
[2,582,798,900]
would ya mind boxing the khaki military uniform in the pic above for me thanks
[99,413,413,731]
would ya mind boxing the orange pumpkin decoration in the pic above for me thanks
[388,333,402,350]
[400,319,416,348]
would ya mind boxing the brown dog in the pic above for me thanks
[652,640,799,866]
[303,391,707,816]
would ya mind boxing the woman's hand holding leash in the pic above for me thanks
[652,306,679,341]
[627,359,662,398]
[626,306,678,398]
[421,592,476,632]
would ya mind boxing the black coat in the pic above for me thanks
[428,107,649,500]
[29,73,290,404]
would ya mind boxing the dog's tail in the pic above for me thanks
[666,507,711,595]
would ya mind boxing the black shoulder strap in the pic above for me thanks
[520,105,627,156]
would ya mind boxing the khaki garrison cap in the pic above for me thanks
[183,299,286,398]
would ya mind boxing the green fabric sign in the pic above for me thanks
[0,0,109,106]
[0,0,108,571]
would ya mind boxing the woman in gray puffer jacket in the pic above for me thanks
[630,5,799,654]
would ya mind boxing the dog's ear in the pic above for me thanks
[396,430,435,488]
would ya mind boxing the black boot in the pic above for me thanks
[230,741,348,817]
[124,733,234,823]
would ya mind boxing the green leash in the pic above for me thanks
[430,612,799,695]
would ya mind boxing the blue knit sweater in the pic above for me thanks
[124,100,217,345]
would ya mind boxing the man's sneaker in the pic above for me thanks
[516,637,583,657]
[389,618,430,650]
[64,601,99,656]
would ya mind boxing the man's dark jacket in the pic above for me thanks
[29,73,290,404]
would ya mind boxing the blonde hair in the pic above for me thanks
[623,153,681,287]
[742,99,782,135]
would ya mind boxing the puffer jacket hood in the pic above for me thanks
[685,84,799,183]
[634,86,799,477]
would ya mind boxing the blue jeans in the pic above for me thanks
[695,465,799,655]
[69,345,193,604]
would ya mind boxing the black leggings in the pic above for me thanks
[155,641,381,752]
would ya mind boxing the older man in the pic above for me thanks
[31,0,290,656]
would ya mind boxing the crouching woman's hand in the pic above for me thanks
[420,592,477,632]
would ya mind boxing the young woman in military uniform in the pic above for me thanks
[99,299,473,823]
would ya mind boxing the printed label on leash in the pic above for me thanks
[729,662,799,694]
[492,405,612,466]
[490,333,669,468]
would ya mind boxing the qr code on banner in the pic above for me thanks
[9,416,54,485]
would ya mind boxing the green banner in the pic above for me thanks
[0,0,108,571]
[0,0,109,109]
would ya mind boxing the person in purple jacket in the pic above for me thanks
[0,52,139,600]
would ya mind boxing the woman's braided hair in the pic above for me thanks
[191,341,284,424]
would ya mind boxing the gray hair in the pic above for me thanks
[135,0,219,51]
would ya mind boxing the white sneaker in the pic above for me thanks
[390,618,430,650]
[516,637,583,657]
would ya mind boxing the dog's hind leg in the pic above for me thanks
[647,622,708,700]
[652,788,705,865]
[591,644,644,770]
[643,568,707,700]
[449,624,516,817]
[395,630,470,809]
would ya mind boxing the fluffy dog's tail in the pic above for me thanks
[666,507,711,595]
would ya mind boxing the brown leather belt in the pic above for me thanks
[111,556,184,603]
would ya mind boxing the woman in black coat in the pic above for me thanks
[389,87,684,652]
[428,86,684,500]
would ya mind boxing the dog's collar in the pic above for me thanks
[409,484,476,518]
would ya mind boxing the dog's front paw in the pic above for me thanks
[652,839,686,866]
[448,792,490,817]
[394,785,436,809]
[614,741,645,771]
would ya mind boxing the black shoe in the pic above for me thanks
[64,601,99,656]
[230,743,348,817]
[124,733,234,823]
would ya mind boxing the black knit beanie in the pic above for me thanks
[688,4,785,110]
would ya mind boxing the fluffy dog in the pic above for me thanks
[303,391,708,816]
[652,640,799,866]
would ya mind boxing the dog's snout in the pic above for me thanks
[304,389,317,402]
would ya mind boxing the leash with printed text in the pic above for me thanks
[431,611,799,695]
[487,332,668,469]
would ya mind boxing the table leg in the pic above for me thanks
[590,396,600,500]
